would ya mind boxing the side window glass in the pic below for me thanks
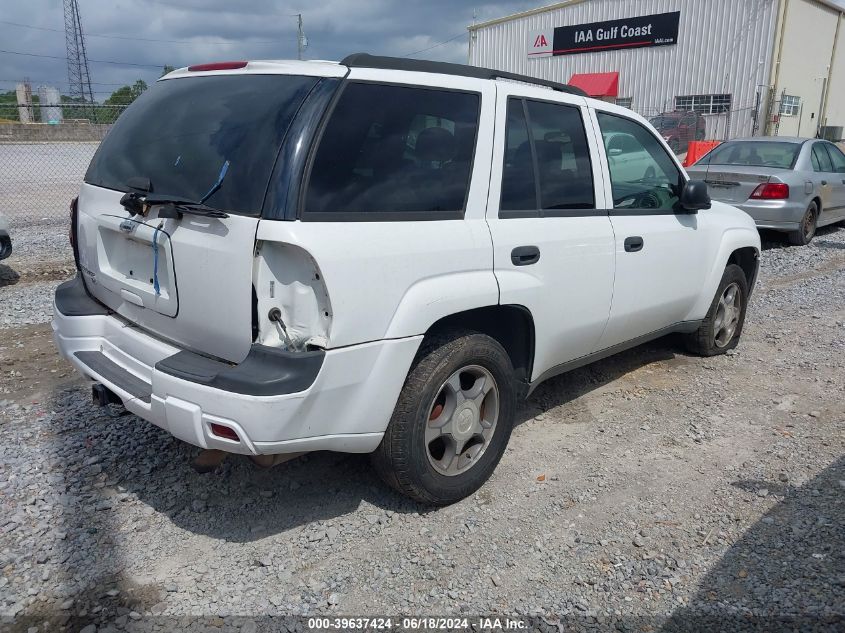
[823,143,845,173]
[305,83,479,217]
[812,144,834,173]
[501,99,538,211]
[597,112,683,211]
[524,100,595,210]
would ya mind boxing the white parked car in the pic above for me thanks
[0,211,11,260]
[52,54,761,505]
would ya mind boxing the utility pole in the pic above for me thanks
[296,14,305,60]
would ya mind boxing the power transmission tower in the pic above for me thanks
[63,0,95,116]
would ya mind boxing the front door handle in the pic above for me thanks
[511,245,540,266]
[624,236,644,252]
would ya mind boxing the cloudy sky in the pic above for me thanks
[2,0,844,101]
[0,0,539,100]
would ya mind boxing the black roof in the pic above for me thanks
[340,53,587,97]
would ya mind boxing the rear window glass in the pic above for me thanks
[304,83,479,219]
[696,141,799,169]
[85,74,320,215]
[500,99,594,213]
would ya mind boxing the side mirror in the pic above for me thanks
[680,179,711,213]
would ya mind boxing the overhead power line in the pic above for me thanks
[0,19,282,45]
[0,78,128,86]
[0,48,169,69]
[401,31,466,58]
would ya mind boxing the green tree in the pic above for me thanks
[100,80,148,123]
[104,80,148,106]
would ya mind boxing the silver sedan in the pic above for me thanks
[687,137,845,245]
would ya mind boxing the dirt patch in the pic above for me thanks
[0,322,79,403]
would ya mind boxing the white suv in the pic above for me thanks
[53,54,760,505]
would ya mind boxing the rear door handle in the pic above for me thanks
[624,236,644,253]
[821,180,828,186]
[511,245,540,266]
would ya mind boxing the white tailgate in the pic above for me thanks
[76,182,258,363]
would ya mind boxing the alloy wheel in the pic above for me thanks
[425,365,499,476]
[713,282,742,348]
[803,207,817,242]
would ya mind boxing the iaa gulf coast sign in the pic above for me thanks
[528,11,680,58]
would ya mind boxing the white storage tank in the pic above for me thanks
[38,86,64,124]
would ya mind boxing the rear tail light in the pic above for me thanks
[750,183,789,200]
[187,61,248,72]
[69,196,80,270]
[210,423,240,442]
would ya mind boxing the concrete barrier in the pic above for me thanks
[0,122,111,143]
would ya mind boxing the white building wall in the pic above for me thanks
[469,0,779,140]
[771,0,844,138]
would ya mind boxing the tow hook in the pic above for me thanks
[92,383,121,407]
[92,384,130,417]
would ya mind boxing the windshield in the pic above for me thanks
[696,141,800,169]
[85,74,320,215]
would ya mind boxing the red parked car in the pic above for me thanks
[649,111,707,154]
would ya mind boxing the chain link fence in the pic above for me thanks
[0,104,127,236]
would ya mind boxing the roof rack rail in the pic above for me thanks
[340,53,587,97]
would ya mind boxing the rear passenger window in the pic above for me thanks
[824,143,845,173]
[526,101,595,210]
[501,99,537,211]
[812,143,834,172]
[500,98,595,215]
[304,83,479,219]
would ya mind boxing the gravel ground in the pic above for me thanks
[0,225,843,632]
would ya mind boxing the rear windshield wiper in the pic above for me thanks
[119,192,229,219]
[147,196,230,219]
[120,160,231,219]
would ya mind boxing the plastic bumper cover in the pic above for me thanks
[52,276,421,455]
[735,200,805,231]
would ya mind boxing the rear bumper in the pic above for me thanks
[734,199,805,232]
[0,230,11,260]
[52,275,421,455]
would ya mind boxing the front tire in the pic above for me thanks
[788,201,818,246]
[685,264,749,356]
[371,330,516,505]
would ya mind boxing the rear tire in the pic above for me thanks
[788,201,818,246]
[371,330,516,505]
[685,264,749,357]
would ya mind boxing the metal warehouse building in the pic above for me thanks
[468,0,845,143]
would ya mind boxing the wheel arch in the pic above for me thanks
[424,305,535,388]
[685,227,761,321]
[727,246,760,292]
